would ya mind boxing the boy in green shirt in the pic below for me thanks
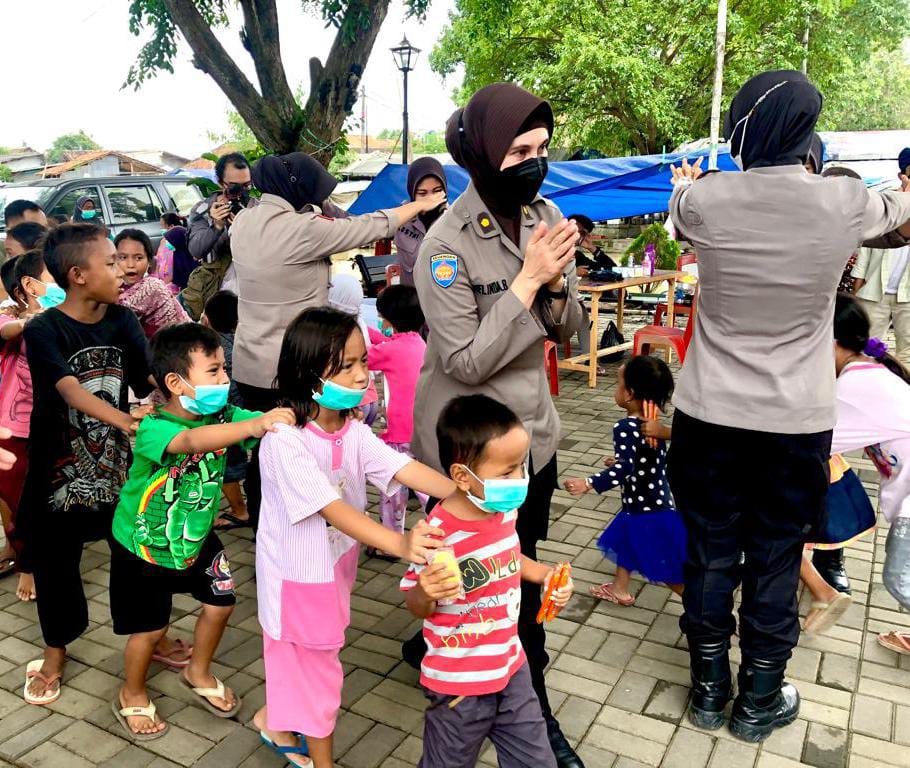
[109,323,294,740]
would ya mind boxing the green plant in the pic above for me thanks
[624,222,680,271]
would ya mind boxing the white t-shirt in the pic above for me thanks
[886,246,910,295]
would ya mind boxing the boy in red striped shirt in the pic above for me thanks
[401,395,574,768]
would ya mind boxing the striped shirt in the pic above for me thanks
[256,420,412,644]
[400,503,526,696]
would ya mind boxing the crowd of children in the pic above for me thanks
[1,189,909,766]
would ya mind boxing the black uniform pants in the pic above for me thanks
[406,456,559,719]
[34,504,114,649]
[235,382,282,532]
[668,410,831,664]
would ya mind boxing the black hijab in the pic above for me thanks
[72,195,99,223]
[724,70,823,171]
[406,157,447,200]
[806,133,824,174]
[252,152,338,211]
[445,82,553,218]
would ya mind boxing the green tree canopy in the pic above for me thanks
[431,0,910,155]
[46,130,101,163]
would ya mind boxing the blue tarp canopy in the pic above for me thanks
[348,147,739,221]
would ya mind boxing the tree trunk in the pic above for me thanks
[301,0,392,165]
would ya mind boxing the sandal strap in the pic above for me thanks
[191,677,225,699]
[26,670,61,685]
[809,601,831,610]
[119,701,158,719]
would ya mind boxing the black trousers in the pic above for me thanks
[34,504,114,649]
[235,381,282,532]
[406,456,559,719]
[668,410,831,664]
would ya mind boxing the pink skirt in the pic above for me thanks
[263,631,343,738]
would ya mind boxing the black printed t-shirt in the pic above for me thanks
[23,305,152,516]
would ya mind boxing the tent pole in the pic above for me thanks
[708,0,728,170]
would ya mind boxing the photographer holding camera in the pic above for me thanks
[187,152,256,263]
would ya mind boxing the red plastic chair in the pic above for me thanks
[634,287,698,365]
[544,341,559,396]
[654,252,697,327]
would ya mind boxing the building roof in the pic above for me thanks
[40,150,165,178]
[183,142,248,170]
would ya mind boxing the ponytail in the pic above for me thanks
[836,292,910,386]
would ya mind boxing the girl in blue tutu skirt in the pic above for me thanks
[564,355,685,606]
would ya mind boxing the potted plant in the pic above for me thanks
[624,222,681,272]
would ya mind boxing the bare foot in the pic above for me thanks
[119,687,167,736]
[27,648,64,701]
[16,572,35,601]
[183,667,237,713]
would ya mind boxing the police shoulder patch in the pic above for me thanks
[430,253,458,288]
[477,213,495,233]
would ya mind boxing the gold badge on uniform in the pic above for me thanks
[477,213,495,233]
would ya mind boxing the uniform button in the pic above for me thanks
[335,439,343,446]
[520,318,528,325]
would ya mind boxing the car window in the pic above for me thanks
[163,182,203,217]
[47,186,102,224]
[105,185,163,225]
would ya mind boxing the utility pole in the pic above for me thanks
[801,14,810,75]
[708,0,728,170]
[360,86,368,153]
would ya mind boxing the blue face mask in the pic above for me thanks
[313,377,367,411]
[177,376,230,415]
[463,464,529,513]
[80,209,97,220]
[37,281,66,309]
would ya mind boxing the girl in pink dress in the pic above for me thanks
[151,212,186,294]
[114,229,190,339]
[253,307,453,767]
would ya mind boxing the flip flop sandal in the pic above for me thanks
[260,731,311,765]
[878,630,910,655]
[803,593,851,635]
[111,698,169,741]
[590,583,636,606]
[213,512,251,531]
[23,660,62,705]
[151,638,193,670]
[179,673,242,718]
[0,556,15,578]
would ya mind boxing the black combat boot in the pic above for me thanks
[729,659,800,742]
[812,548,851,594]
[688,640,733,730]
[546,716,586,768]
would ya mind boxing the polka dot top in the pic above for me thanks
[588,417,675,514]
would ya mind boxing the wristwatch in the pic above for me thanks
[542,277,568,300]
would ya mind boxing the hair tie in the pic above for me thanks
[865,337,888,359]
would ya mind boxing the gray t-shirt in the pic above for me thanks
[670,165,910,434]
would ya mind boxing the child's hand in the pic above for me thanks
[563,478,591,496]
[417,562,462,602]
[402,518,446,564]
[118,412,143,435]
[130,404,155,422]
[642,419,662,439]
[249,408,296,438]
[603,456,616,467]
[544,567,574,609]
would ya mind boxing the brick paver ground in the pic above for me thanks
[0,309,903,767]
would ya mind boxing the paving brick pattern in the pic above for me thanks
[0,314,903,767]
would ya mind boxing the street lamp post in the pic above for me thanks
[390,36,420,165]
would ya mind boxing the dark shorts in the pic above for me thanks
[109,533,236,635]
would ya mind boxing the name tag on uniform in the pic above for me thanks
[431,254,458,288]
[472,279,509,296]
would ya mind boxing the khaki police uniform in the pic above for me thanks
[413,182,583,478]
[230,192,399,390]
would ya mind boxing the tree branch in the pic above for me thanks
[160,0,287,150]
[238,0,299,127]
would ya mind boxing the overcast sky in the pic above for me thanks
[0,0,461,159]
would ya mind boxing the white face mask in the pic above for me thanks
[729,80,790,170]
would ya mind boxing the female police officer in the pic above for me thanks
[409,83,585,768]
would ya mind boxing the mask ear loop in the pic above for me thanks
[729,80,790,160]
